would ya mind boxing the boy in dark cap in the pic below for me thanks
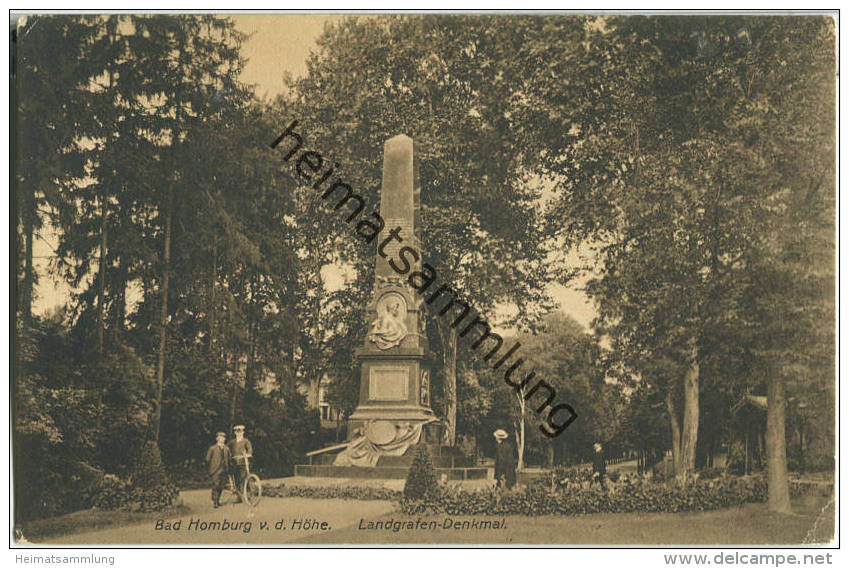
[205,431,230,508]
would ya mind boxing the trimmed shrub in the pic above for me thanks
[88,474,129,510]
[265,484,401,501]
[130,485,180,512]
[404,445,440,501]
[789,479,833,498]
[86,473,180,512]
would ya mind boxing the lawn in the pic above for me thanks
[17,505,190,543]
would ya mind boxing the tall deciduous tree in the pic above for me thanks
[735,17,835,511]
[512,16,835,485]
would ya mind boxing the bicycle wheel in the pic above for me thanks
[243,474,262,507]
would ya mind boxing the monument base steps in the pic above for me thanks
[296,442,485,480]
[293,464,489,481]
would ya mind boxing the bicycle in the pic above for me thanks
[221,455,262,507]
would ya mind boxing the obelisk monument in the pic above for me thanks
[338,135,439,464]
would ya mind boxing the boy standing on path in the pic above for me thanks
[205,431,230,508]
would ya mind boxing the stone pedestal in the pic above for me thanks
[347,288,437,442]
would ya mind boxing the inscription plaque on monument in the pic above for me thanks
[368,366,409,401]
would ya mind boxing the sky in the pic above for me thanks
[231,14,348,100]
[32,14,597,330]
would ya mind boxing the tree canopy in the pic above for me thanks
[13,14,835,521]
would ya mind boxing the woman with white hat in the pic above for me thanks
[493,429,517,489]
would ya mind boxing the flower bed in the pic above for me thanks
[262,472,824,517]
[401,475,770,516]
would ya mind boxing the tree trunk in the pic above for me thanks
[514,392,526,470]
[98,33,118,355]
[766,366,791,513]
[95,201,107,428]
[666,389,681,475]
[246,294,257,393]
[309,375,321,409]
[112,256,126,338]
[21,191,35,323]
[229,355,238,428]
[437,320,458,446]
[307,262,324,410]
[97,193,107,354]
[152,38,186,443]
[679,341,700,479]
[209,244,217,357]
[152,182,173,443]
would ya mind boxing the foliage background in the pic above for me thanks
[13,14,835,521]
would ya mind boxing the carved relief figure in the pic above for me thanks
[420,369,430,407]
[368,294,408,350]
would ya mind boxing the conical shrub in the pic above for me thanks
[403,444,439,500]
[131,440,172,490]
[128,440,179,511]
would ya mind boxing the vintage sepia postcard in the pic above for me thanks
[10,11,837,549]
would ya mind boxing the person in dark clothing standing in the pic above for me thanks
[493,429,517,489]
[228,424,253,497]
[205,432,230,508]
[592,442,607,490]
